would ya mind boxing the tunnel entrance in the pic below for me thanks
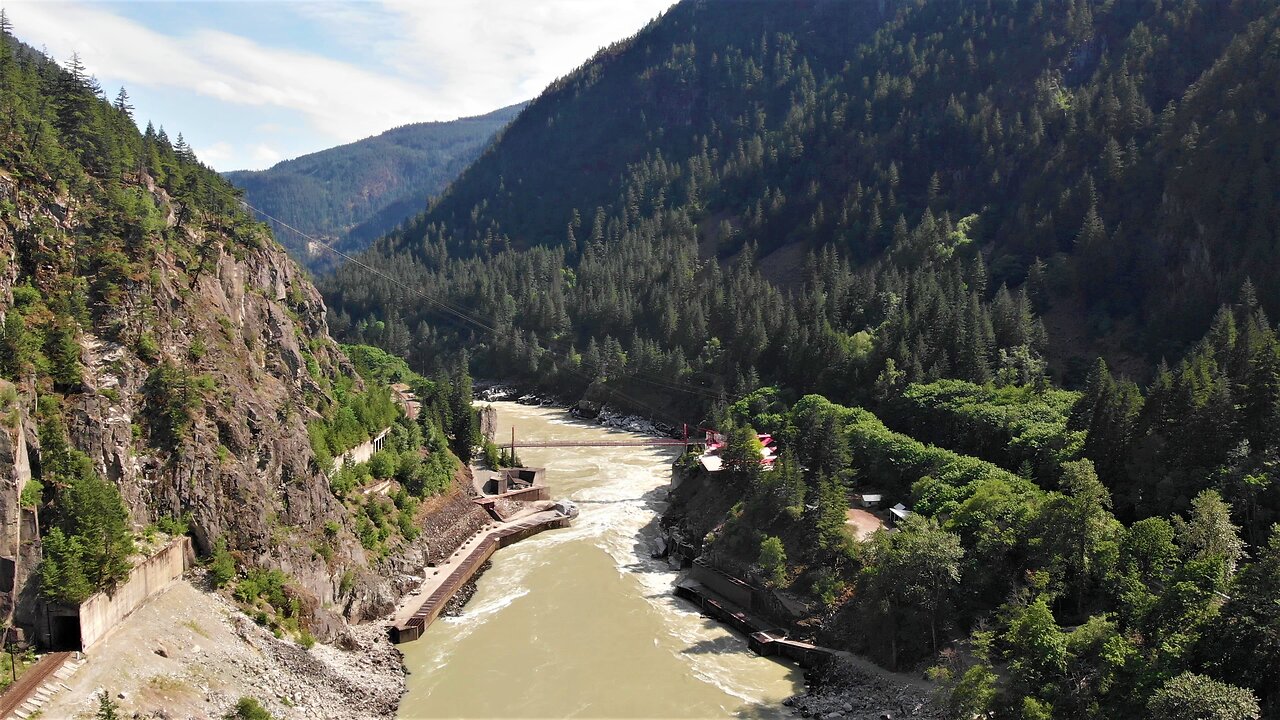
[47,614,81,651]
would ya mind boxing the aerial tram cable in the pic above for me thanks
[239,202,740,419]
[241,202,735,405]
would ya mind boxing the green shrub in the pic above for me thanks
[136,332,160,362]
[156,513,191,536]
[368,449,398,479]
[209,538,235,588]
[226,696,274,720]
[482,439,501,469]
[234,568,290,612]
[810,568,845,607]
[19,478,43,509]
[758,535,787,586]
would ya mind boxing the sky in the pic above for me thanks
[4,0,676,171]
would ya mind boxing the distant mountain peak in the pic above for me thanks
[225,102,526,273]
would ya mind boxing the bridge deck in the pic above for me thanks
[497,439,698,449]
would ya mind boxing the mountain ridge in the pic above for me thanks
[0,23,485,652]
[226,102,525,272]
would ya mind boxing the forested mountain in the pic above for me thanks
[326,0,1279,403]
[0,22,483,648]
[224,102,524,272]
[321,1,1280,716]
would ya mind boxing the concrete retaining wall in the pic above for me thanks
[332,427,390,474]
[77,536,194,649]
[392,513,572,643]
[498,485,549,503]
[691,561,754,609]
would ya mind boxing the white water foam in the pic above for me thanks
[412,403,797,715]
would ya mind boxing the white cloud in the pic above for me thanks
[195,141,234,167]
[251,144,283,168]
[4,0,676,168]
[375,0,674,109]
[7,3,451,143]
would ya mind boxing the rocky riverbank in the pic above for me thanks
[36,476,508,719]
[784,659,943,720]
[442,560,492,617]
[476,382,678,437]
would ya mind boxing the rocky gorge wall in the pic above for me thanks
[0,168,461,638]
[0,380,40,633]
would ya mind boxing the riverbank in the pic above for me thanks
[785,659,941,720]
[38,574,405,720]
[27,482,503,718]
[662,457,947,719]
[397,401,804,718]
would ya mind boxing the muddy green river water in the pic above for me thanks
[397,402,803,718]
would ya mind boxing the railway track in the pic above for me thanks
[0,650,73,719]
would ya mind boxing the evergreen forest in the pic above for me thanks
[5,0,1280,716]
[321,1,1280,717]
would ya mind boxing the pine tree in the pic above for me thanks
[1025,257,1049,311]
[173,133,193,162]
[95,690,121,720]
[113,87,133,120]
[45,318,82,388]
[1204,524,1280,707]
[1175,489,1245,578]
[0,310,29,380]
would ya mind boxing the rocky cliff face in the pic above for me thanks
[0,167,425,635]
[0,379,40,630]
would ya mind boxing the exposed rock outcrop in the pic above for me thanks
[0,169,451,637]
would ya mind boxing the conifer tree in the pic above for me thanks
[113,87,133,119]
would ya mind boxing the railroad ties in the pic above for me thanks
[0,651,85,720]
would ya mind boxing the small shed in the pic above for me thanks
[888,503,913,526]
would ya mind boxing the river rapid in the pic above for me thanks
[397,401,803,718]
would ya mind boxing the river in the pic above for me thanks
[397,401,803,718]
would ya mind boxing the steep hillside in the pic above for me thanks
[0,27,482,644]
[225,103,524,272]
[313,3,1280,716]
[326,0,1280,404]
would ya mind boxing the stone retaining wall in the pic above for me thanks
[420,494,489,565]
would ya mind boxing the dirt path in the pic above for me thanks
[844,508,884,541]
[39,579,403,720]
